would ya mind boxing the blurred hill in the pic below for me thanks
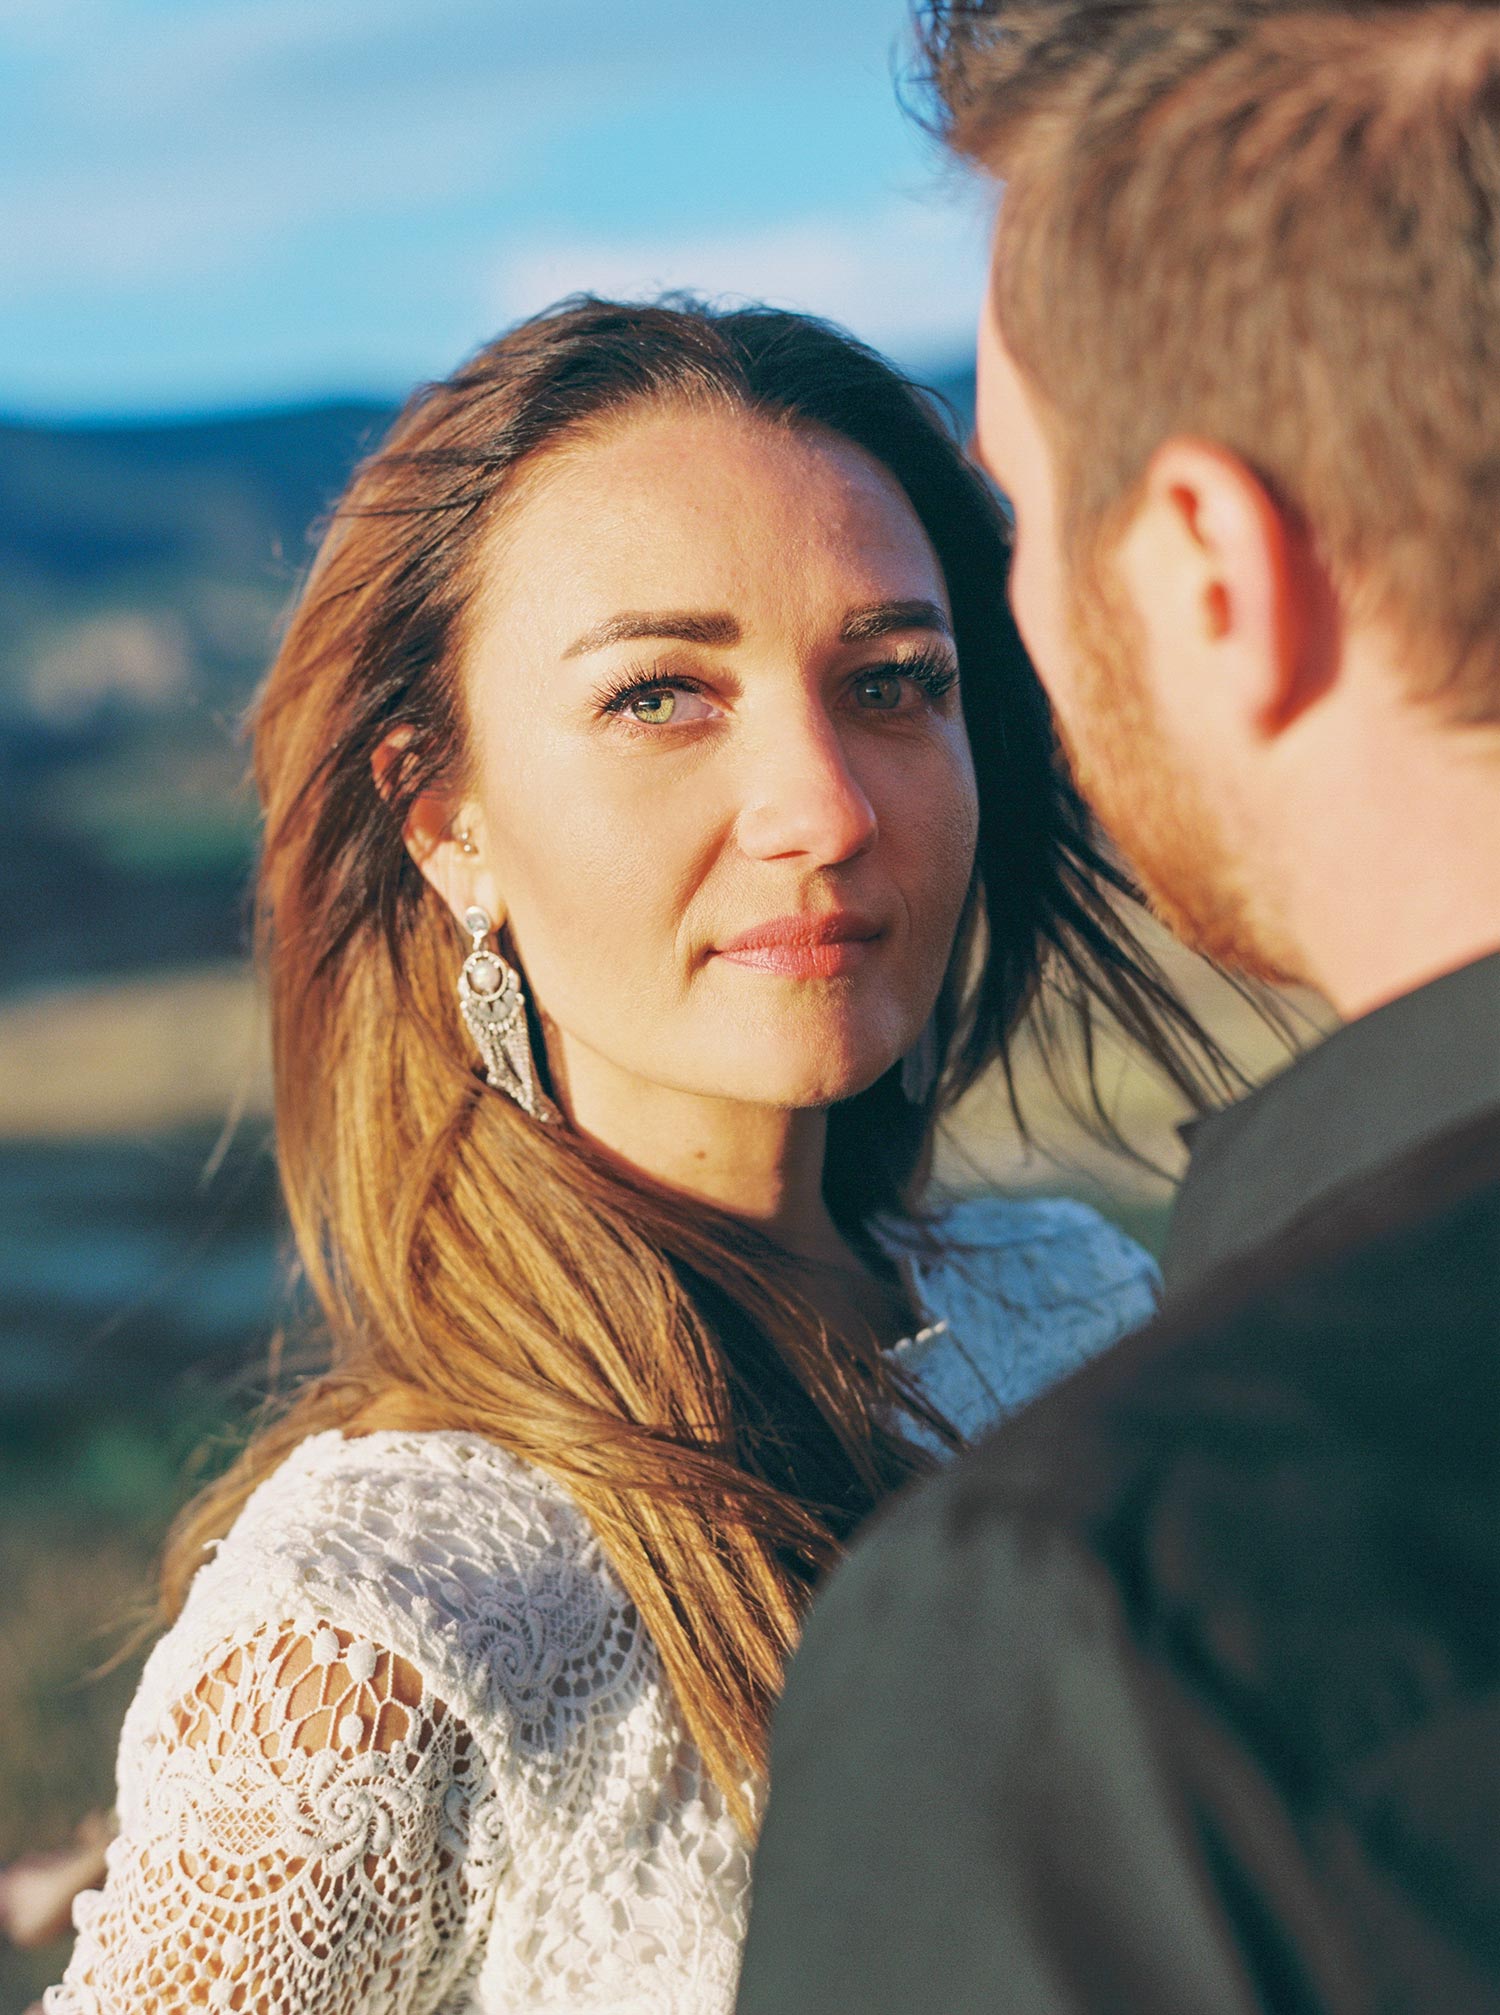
[0,400,397,990]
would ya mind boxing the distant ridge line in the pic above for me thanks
[0,397,399,441]
[0,357,976,439]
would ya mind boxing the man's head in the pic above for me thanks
[934,1,1500,1000]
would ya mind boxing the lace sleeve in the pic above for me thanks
[45,1620,509,2015]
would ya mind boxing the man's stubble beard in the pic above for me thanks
[1057,571,1297,985]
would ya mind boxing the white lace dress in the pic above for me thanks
[47,1196,1157,2015]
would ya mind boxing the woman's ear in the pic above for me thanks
[371,729,502,926]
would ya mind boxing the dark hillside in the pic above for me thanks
[0,402,395,607]
[0,401,397,986]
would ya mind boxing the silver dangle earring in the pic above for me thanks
[457,906,561,1123]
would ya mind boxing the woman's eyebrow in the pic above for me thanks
[563,610,741,657]
[839,599,953,645]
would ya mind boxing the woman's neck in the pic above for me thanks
[550,1044,922,1335]
[567,1066,846,1258]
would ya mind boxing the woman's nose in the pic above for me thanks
[734,714,878,868]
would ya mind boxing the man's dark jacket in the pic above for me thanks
[737,974,1500,2014]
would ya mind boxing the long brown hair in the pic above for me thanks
[162,296,1244,1826]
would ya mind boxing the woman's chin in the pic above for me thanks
[723,1041,901,1112]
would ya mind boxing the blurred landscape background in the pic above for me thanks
[0,4,1314,2004]
[0,374,1312,2014]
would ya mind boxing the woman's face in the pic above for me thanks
[455,400,979,1115]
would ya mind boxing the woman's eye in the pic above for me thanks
[850,652,959,715]
[854,672,906,711]
[608,682,716,728]
[629,688,678,724]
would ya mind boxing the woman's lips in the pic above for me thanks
[713,914,883,978]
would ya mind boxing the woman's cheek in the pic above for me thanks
[495,804,695,1032]
[884,729,978,899]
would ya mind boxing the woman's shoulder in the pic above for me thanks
[148,1429,647,1764]
[877,1192,1160,1442]
[62,1436,573,2014]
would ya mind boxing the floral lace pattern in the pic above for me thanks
[58,1620,507,2014]
[47,1195,1157,2015]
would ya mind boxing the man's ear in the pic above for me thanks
[371,729,502,926]
[1118,438,1335,738]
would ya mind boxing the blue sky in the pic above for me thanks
[0,0,996,419]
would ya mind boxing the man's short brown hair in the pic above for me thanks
[921,1,1500,723]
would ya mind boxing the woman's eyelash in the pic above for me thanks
[595,665,701,716]
[879,645,960,699]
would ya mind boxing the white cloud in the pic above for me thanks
[489,189,992,372]
[0,0,579,296]
[2,33,548,293]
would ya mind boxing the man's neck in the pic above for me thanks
[1319,920,1500,1024]
[1267,692,1500,1021]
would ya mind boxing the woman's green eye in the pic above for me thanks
[630,689,677,724]
[855,673,905,711]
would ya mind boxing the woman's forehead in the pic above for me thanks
[466,402,949,658]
